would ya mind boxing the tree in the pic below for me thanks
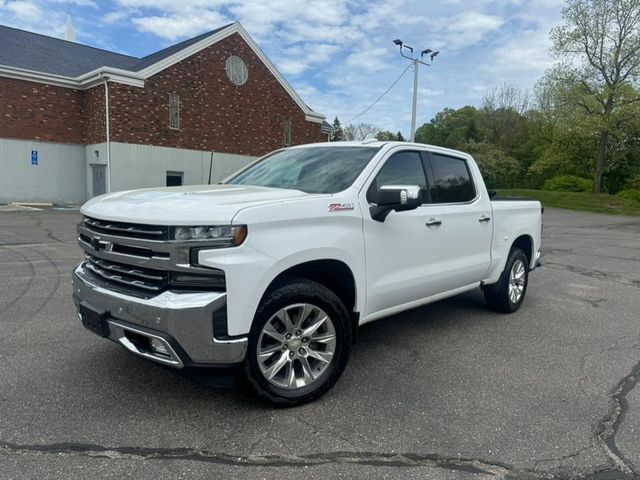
[481,83,530,148]
[330,116,344,142]
[343,123,381,141]
[550,0,640,192]
[375,130,407,141]
[415,106,483,148]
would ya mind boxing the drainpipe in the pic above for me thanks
[101,74,112,193]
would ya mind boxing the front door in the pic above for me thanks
[91,164,106,197]
[360,149,445,319]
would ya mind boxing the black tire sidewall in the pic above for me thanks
[245,278,352,404]
[501,249,529,312]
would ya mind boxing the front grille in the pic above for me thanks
[83,216,169,241]
[85,254,168,294]
[79,216,226,298]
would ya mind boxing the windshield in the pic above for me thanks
[226,146,379,194]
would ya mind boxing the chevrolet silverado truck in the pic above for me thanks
[72,141,542,405]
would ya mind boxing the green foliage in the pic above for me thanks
[543,175,593,192]
[618,189,640,203]
[376,130,405,141]
[330,117,344,142]
[415,106,483,148]
[413,77,640,192]
[496,189,640,216]
[461,142,522,189]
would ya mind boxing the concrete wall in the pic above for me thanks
[0,138,86,204]
[86,142,256,197]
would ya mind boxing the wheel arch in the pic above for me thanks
[511,234,534,268]
[261,259,360,341]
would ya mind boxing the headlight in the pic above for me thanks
[170,225,247,247]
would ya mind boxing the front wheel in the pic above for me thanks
[484,248,529,313]
[244,278,352,406]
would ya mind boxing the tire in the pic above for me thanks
[484,248,529,313]
[244,277,353,406]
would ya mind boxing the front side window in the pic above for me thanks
[169,93,180,129]
[429,154,475,203]
[367,151,427,203]
[226,146,379,194]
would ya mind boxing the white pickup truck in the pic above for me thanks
[73,141,542,405]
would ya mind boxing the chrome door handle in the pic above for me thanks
[426,218,442,227]
[479,215,491,223]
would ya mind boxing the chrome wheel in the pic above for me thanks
[256,303,337,389]
[508,259,526,305]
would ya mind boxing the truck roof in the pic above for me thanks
[288,140,471,158]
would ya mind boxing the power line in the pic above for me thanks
[344,63,412,124]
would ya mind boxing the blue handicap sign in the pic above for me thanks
[31,150,38,165]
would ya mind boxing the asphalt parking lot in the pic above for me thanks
[1,207,640,479]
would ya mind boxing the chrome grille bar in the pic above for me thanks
[83,216,169,240]
[85,254,167,292]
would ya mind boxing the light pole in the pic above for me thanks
[393,39,439,142]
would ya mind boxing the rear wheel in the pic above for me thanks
[245,278,352,406]
[484,248,529,313]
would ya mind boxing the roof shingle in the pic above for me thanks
[0,24,232,77]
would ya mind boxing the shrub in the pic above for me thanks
[618,189,640,203]
[543,175,593,192]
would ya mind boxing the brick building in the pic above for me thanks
[0,23,327,204]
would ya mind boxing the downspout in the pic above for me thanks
[101,74,112,193]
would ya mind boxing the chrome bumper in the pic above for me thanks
[72,264,247,367]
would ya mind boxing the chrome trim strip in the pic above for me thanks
[108,320,184,368]
[84,261,163,291]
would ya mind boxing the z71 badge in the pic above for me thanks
[328,203,354,212]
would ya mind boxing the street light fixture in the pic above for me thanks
[393,39,439,142]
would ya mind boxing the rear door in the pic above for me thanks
[424,152,493,290]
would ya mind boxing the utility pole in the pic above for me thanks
[393,39,439,142]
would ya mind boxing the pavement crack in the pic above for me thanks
[595,358,640,477]
[0,441,545,478]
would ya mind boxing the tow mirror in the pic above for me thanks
[370,185,422,222]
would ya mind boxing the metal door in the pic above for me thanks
[92,165,106,196]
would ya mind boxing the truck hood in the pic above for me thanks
[81,184,316,225]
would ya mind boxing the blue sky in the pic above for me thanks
[0,0,564,136]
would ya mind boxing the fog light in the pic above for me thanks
[150,338,170,357]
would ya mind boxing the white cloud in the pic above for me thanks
[435,12,505,50]
[132,10,231,41]
[6,0,44,22]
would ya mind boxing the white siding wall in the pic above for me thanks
[86,142,256,197]
[0,139,256,204]
[0,138,86,204]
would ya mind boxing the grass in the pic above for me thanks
[495,189,640,216]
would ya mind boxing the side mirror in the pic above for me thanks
[370,185,422,222]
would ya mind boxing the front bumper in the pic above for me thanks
[72,263,247,368]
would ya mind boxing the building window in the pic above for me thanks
[225,56,248,86]
[169,93,180,129]
[283,118,292,146]
[166,171,183,187]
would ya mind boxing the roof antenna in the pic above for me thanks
[65,1,76,42]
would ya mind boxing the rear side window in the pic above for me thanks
[429,154,475,203]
